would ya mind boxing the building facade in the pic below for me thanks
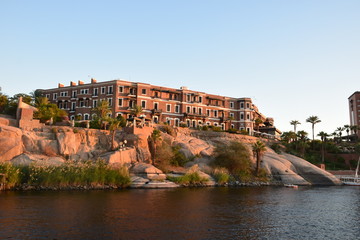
[348,91,360,138]
[39,79,276,134]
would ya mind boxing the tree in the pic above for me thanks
[116,114,127,128]
[281,131,297,143]
[254,118,263,132]
[108,118,122,151]
[4,93,33,116]
[336,127,344,143]
[0,93,8,113]
[213,141,252,175]
[34,97,67,123]
[331,131,337,142]
[317,131,329,163]
[344,125,350,142]
[350,125,360,141]
[92,100,111,119]
[306,116,321,141]
[92,100,112,129]
[252,140,267,176]
[130,104,143,117]
[148,129,162,165]
[290,120,301,133]
[30,89,43,105]
[297,130,308,141]
[297,130,309,157]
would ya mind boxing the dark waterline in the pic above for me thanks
[0,187,359,240]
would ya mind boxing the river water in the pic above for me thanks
[0,186,359,240]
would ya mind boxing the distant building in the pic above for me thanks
[348,91,360,138]
[39,79,280,135]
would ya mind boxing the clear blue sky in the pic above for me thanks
[1,0,359,137]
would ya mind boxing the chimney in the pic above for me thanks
[91,78,97,84]
[70,81,77,86]
[58,83,64,88]
[78,80,84,85]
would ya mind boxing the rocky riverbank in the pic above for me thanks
[0,116,342,188]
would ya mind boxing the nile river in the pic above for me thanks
[0,186,359,239]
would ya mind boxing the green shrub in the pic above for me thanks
[179,123,187,128]
[0,163,21,189]
[212,141,252,175]
[254,168,269,182]
[212,168,231,184]
[235,170,253,182]
[0,161,131,189]
[167,171,208,185]
[212,126,222,132]
[239,130,249,135]
[73,128,79,133]
[160,125,176,137]
[89,120,101,129]
[227,128,238,134]
[154,141,175,172]
[270,143,282,154]
[201,125,209,131]
[51,127,58,133]
[171,146,188,167]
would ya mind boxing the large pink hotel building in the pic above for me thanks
[40,79,276,134]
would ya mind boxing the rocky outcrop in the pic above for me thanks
[281,153,341,185]
[11,153,65,166]
[130,163,179,188]
[100,148,137,165]
[130,163,167,180]
[0,125,23,161]
[0,122,342,186]
[174,128,341,186]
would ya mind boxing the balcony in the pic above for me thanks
[184,113,208,119]
[57,95,70,101]
[77,93,92,99]
[152,109,162,115]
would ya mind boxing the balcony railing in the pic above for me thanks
[152,109,162,114]
[184,113,208,118]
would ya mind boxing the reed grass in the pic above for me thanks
[0,160,130,190]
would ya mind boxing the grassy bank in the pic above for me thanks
[0,160,131,190]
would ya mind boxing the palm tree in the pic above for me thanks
[93,100,111,119]
[92,100,111,129]
[350,125,360,141]
[344,125,350,142]
[297,130,309,157]
[109,118,121,150]
[281,131,297,143]
[306,116,321,141]
[252,140,267,176]
[34,97,67,123]
[148,129,162,165]
[130,104,143,117]
[317,131,329,163]
[290,120,301,133]
[331,131,337,142]
[336,127,344,143]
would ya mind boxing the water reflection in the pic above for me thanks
[0,187,359,239]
